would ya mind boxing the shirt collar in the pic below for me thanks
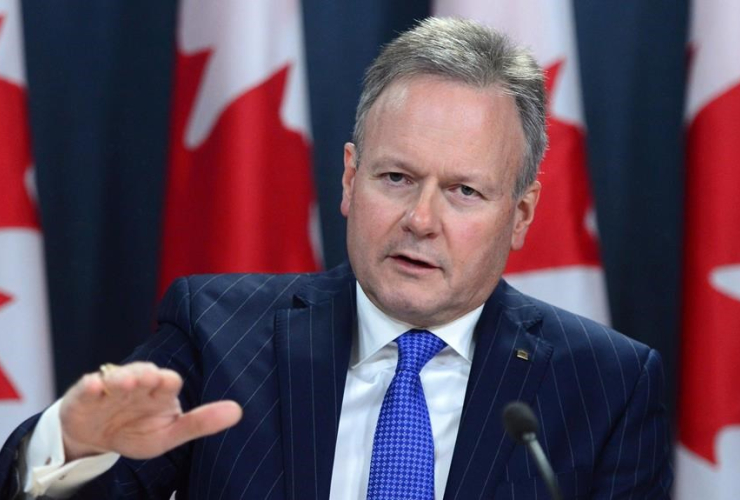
[352,281,482,368]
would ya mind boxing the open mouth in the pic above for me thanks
[392,255,437,269]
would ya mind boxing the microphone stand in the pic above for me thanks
[521,431,561,500]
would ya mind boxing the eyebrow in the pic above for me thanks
[368,156,414,172]
[446,173,481,185]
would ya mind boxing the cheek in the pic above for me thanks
[448,213,514,267]
[349,191,395,243]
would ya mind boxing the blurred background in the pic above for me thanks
[18,0,688,410]
[4,0,740,495]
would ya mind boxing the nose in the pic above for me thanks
[402,187,441,238]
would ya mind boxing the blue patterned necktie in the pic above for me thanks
[366,329,447,500]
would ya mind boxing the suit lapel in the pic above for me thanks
[444,280,554,500]
[274,265,355,500]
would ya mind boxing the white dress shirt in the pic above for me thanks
[24,281,481,499]
[329,283,481,500]
[23,400,119,498]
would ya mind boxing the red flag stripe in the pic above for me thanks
[679,80,740,464]
[505,61,600,273]
[0,1,55,440]
[0,74,38,230]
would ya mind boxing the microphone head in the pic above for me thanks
[502,401,539,443]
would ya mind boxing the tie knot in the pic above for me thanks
[395,329,446,374]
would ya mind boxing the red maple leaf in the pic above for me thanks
[505,59,600,274]
[0,290,21,400]
[158,49,318,295]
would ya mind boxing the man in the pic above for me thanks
[0,17,672,499]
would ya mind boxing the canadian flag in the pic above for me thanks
[434,0,609,324]
[159,0,320,294]
[675,1,740,498]
[0,0,54,441]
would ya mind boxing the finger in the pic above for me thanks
[104,365,183,411]
[67,373,108,403]
[165,401,243,448]
[149,369,183,398]
[101,362,170,395]
[123,362,161,390]
[101,365,139,396]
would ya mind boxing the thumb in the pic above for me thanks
[167,401,243,447]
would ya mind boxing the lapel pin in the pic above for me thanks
[515,348,530,361]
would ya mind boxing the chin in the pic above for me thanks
[377,290,446,326]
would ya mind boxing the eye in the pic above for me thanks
[457,185,481,198]
[387,172,405,183]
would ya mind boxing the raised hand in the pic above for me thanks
[59,362,242,462]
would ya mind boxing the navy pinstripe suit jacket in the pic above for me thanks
[0,263,672,499]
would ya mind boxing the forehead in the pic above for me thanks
[363,76,525,183]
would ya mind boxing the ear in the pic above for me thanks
[340,142,358,218]
[510,180,541,251]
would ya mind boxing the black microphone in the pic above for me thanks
[502,401,562,500]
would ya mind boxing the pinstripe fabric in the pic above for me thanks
[461,287,673,500]
[0,263,671,499]
[274,268,354,500]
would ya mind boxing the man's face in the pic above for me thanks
[341,76,540,326]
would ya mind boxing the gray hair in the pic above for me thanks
[353,17,547,198]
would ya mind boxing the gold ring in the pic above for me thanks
[99,363,120,377]
[99,363,120,395]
